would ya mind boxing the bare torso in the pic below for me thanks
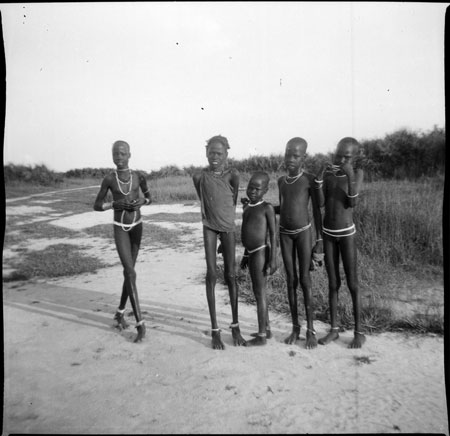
[323,171,354,230]
[108,171,143,224]
[241,203,269,251]
[278,173,313,229]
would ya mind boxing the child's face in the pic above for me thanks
[206,142,228,171]
[112,144,130,170]
[246,176,268,203]
[333,142,355,166]
[284,144,306,175]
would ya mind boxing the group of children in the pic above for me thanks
[94,135,365,349]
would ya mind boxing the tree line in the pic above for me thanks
[4,126,445,186]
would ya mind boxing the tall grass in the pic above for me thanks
[148,175,198,202]
[354,177,443,273]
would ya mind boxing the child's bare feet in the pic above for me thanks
[305,328,317,349]
[134,321,146,343]
[284,325,300,344]
[247,334,267,346]
[113,310,129,330]
[318,327,339,345]
[211,329,225,350]
[349,331,366,348]
[230,324,247,346]
[250,329,272,339]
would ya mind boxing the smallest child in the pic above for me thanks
[241,172,277,346]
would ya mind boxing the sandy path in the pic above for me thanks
[2,202,448,434]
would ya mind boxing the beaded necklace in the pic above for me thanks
[284,170,303,185]
[115,169,133,195]
[247,200,265,207]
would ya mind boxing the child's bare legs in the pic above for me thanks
[318,236,341,345]
[114,224,145,342]
[114,231,141,330]
[341,236,366,348]
[203,227,225,349]
[219,232,247,346]
[295,232,317,349]
[247,250,268,346]
[280,234,301,344]
[250,247,272,338]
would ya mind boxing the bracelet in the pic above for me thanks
[314,179,323,184]
[102,202,112,210]
[144,198,151,205]
[316,238,323,242]
[347,193,359,198]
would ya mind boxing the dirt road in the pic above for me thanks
[3,198,448,434]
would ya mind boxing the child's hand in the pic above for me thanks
[241,197,249,208]
[112,198,131,210]
[240,255,248,270]
[310,242,324,270]
[340,162,355,178]
[316,163,329,180]
[268,259,277,275]
[129,198,146,210]
[313,239,323,254]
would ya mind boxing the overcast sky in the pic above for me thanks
[2,2,447,172]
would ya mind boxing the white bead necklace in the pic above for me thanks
[284,170,303,185]
[247,200,265,207]
[115,169,133,195]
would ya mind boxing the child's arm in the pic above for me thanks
[341,164,363,208]
[314,164,328,207]
[130,171,153,210]
[272,177,283,215]
[230,169,240,206]
[310,177,323,255]
[266,203,278,275]
[93,177,112,211]
[192,172,202,200]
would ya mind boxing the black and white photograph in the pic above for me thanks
[2,2,447,434]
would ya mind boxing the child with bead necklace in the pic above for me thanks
[93,140,152,342]
[315,137,365,348]
[275,137,323,349]
[240,172,277,346]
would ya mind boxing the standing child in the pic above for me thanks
[315,137,366,348]
[276,137,323,349]
[93,140,152,343]
[241,172,277,346]
[193,135,247,350]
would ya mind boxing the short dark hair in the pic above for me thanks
[112,140,130,152]
[286,137,308,151]
[205,135,230,150]
[250,171,270,188]
[337,137,360,153]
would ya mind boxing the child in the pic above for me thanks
[193,135,247,350]
[241,172,277,346]
[276,137,323,349]
[93,140,152,343]
[315,137,365,348]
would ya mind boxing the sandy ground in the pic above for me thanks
[3,197,449,434]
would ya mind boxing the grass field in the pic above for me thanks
[5,173,444,333]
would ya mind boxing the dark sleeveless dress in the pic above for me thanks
[199,169,236,232]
